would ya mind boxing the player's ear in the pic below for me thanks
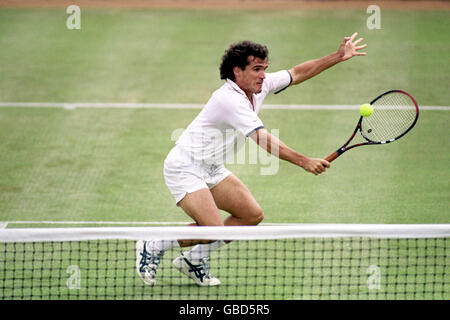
[233,66,242,81]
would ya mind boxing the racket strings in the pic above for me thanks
[361,92,417,142]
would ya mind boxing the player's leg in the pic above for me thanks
[171,188,223,286]
[137,144,223,286]
[176,174,263,286]
[137,187,222,284]
[181,174,263,263]
[158,145,225,247]
[182,173,264,261]
[137,188,223,286]
[178,188,224,227]
[210,174,264,226]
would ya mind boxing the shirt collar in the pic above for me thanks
[226,79,247,97]
[226,79,257,111]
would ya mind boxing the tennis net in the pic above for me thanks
[0,224,448,300]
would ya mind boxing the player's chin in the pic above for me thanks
[254,84,263,93]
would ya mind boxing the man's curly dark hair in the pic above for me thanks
[219,41,269,81]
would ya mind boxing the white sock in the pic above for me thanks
[145,240,179,253]
[185,240,226,263]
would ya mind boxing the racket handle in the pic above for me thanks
[325,151,339,163]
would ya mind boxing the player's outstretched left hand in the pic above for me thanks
[338,32,367,61]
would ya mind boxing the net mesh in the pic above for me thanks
[361,91,418,142]
[0,226,448,300]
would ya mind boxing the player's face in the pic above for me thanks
[234,56,268,98]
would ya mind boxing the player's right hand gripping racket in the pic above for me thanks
[325,90,419,163]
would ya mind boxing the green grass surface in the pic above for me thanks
[0,8,449,105]
[0,7,448,301]
[0,107,448,224]
[0,8,448,225]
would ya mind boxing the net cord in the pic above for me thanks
[0,224,449,242]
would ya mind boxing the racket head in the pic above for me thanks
[360,90,419,143]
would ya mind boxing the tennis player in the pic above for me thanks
[137,32,367,286]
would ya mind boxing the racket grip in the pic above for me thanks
[325,151,339,163]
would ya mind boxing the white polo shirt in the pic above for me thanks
[175,70,292,165]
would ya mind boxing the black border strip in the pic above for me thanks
[274,70,293,95]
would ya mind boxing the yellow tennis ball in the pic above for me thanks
[360,103,373,117]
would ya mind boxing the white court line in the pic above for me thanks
[0,221,305,229]
[0,102,448,110]
[2,221,190,228]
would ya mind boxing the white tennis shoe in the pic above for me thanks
[172,253,221,286]
[136,240,163,286]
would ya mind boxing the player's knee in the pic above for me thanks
[247,207,264,225]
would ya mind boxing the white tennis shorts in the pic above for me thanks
[163,146,232,205]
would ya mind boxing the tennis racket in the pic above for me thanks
[325,90,419,162]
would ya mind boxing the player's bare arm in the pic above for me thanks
[289,32,367,85]
[250,128,329,176]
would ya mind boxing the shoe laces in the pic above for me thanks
[140,248,162,273]
[198,257,214,279]
[201,257,211,278]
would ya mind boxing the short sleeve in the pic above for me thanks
[263,70,293,95]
